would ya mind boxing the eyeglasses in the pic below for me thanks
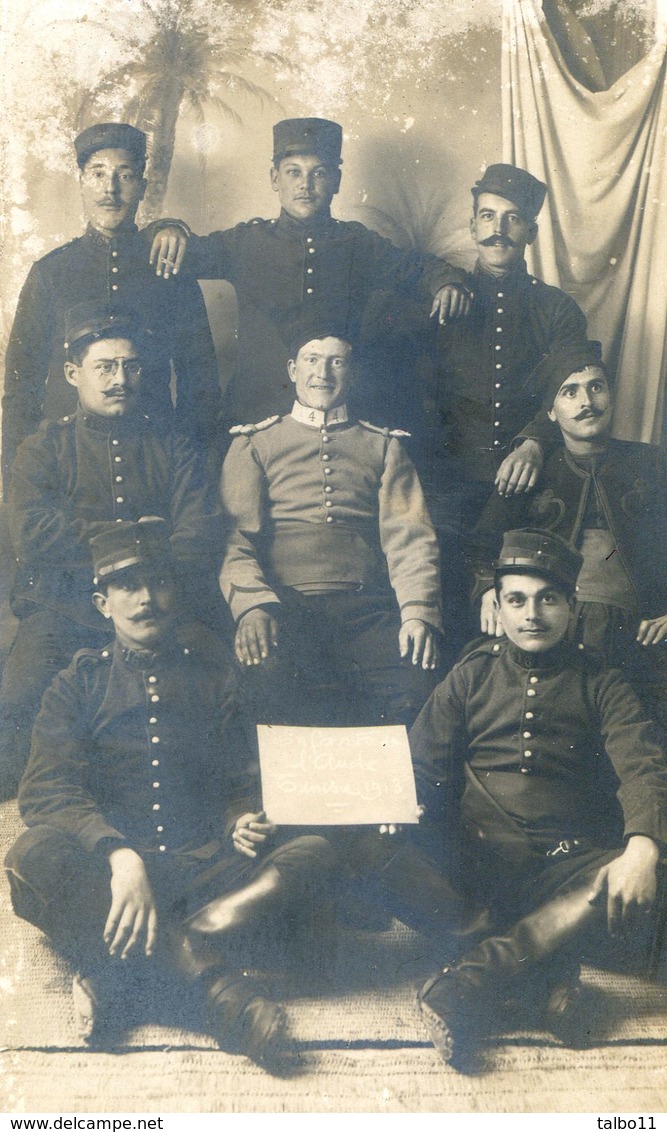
[93,359,142,378]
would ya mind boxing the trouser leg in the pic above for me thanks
[4,825,112,970]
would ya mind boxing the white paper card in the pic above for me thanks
[257,724,420,826]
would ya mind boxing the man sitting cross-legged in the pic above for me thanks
[4,521,337,1069]
[410,528,667,1069]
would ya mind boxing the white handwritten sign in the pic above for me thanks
[257,724,420,826]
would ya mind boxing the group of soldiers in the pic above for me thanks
[2,116,667,1074]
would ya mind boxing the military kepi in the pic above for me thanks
[273,118,343,165]
[495,528,583,594]
[472,163,547,219]
[74,122,147,170]
[90,519,171,583]
[64,300,146,352]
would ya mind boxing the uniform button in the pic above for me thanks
[525,711,534,719]
[307,268,313,274]
[322,435,330,443]
[115,475,123,483]
[152,759,159,766]
[495,363,502,370]
[112,439,120,446]
[159,845,166,852]
[152,803,160,811]
[529,675,538,683]
[111,284,118,291]
[114,456,122,464]
[308,247,315,254]
[493,440,500,447]
[495,344,501,351]
[495,402,501,409]
[524,750,533,758]
[183,648,190,655]
[577,642,585,651]
[153,781,160,788]
[526,688,536,697]
[496,327,502,333]
[157,825,164,832]
[306,236,313,243]
[494,421,500,428]
[148,676,157,684]
[320,426,328,434]
[150,694,160,703]
[523,731,532,739]
[324,485,332,493]
[497,307,504,314]
[326,515,333,523]
[306,288,313,294]
[325,500,333,508]
[149,716,157,724]
[322,453,330,461]
[151,736,160,744]
[497,291,504,298]
[324,467,331,475]
[115,496,124,504]
[112,266,119,274]
[111,250,118,257]
[494,383,501,390]
[492,643,501,652]
[520,766,530,774]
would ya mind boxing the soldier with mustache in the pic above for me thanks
[468,340,667,727]
[0,301,220,799]
[2,123,221,498]
[423,164,590,654]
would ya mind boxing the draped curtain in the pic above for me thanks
[502,0,667,443]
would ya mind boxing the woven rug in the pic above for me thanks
[3,800,667,1056]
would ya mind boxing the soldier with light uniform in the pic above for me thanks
[218,311,443,728]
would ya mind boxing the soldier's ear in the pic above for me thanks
[270,165,280,193]
[547,404,557,422]
[64,362,79,388]
[287,358,297,384]
[525,220,538,246]
[92,591,111,619]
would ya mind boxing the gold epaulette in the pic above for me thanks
[358,420,412,438]
[229,415,281,437]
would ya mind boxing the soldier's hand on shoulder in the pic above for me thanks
[149,227,188,278]
[480,589,505,637]
[495,439,543,497]
[105,847,158,960]
[430,284,473,325]
[398,619,439,670]
[232,811,276,858]
[636,614,667,646]
[235,607,280,667]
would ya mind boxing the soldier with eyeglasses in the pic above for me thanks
[0,301,221,800]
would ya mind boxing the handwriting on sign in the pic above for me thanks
[257,724,419,826]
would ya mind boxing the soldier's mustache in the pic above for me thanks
[480,236,517,248]
[575,406,604,419]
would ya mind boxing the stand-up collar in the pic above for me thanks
[507,638,573,671]
[84,222,139,249]
[277,208,336,236]
[473,258,529,289]
[291,401,349,428]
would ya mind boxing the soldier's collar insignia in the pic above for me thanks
[291,401,349,429]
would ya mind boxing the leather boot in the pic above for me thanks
[203,969,292,1072]
[419,883,601,1068]
[185,865,284,937]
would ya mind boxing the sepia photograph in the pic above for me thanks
[1,0,667,1117]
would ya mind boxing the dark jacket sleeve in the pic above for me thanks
[595,669,667,847]
[164,275,222,447]
[9,428,116,567]
[18,658,127,854]
[360,226,467,300]
[409,665,469,821]
[2,263,55,495]
[167,432,223,569]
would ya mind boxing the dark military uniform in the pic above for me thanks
[179,211,463,427]
[4,624,333,975]
[468,440,667,723]
[0,408,220,793]
[219,402,442,726]
[410,635,667,919]
[2,224,221,492]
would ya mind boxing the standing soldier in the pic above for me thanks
[2,122,221,496]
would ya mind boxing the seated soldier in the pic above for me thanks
[4,521,337,1068]
[410,529,667,1069]
[0,301,221,799]
[219,310,443,728]
[468,341,667,727]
